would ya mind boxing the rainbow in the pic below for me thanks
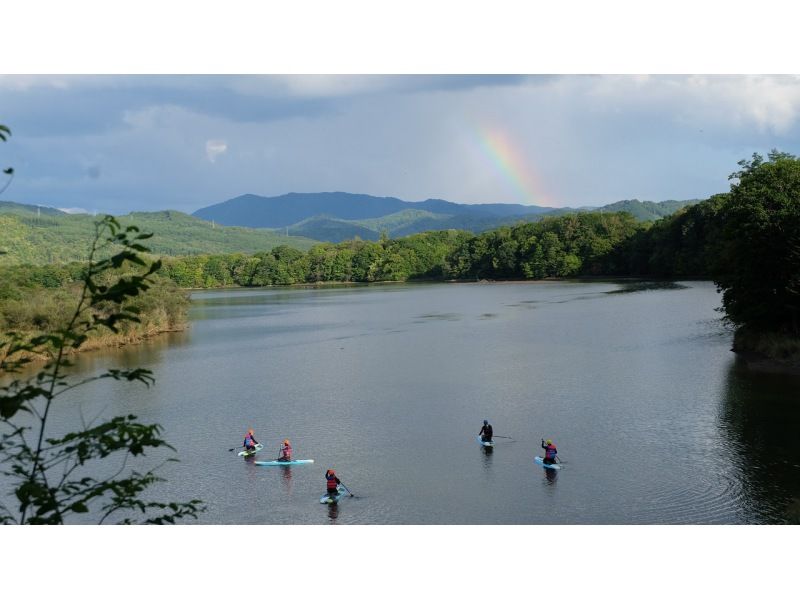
[476,126,552,206]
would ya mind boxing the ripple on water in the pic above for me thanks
[630,456,752,524]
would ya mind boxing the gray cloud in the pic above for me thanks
[0,75,535,138]
[1,75,799,214]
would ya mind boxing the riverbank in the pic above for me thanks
[1,321,189,364]
[182,274,696,291]
[733,328,800,376]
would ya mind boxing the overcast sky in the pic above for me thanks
[1,74,799,214]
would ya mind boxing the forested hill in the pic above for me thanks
[0,206,317,265]
[192,191,698,242]
[544,199,701,222]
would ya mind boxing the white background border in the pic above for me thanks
[1,1,797,595]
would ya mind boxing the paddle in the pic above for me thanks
[494,435,514,439]
[339,481,356,498]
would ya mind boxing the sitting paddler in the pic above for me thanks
[277,439,293,462]
[325,469,342,497]
[243,428,258,452]
[541,438,558,464]
[478,419,493,443]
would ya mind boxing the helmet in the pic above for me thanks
[546,439,553,445]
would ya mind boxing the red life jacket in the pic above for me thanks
[326,474,338,491]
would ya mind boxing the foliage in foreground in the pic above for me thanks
[0,216,203,523]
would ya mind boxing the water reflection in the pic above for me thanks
[605,281,689,294]
[480,444,494,478]
[280,467,293,494]
[4,328,189,383]
[326,503,339,522]
[543,467,558,485]
[718,360,800,523]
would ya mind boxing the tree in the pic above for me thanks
[1,216,203,523]
[715,151,800,336]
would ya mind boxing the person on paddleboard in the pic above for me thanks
[277,439,293,462]
[479,420,493,443]
[325,469,342,497]
[541,438,558,464]
[243,428,258,451]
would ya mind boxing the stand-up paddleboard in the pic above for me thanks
[255,459,314,466]
[320,485,348,504]
[238,443,263,457]
[477,435,495,447]
[534,456,561,470]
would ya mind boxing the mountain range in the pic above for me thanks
[192,191,699,241]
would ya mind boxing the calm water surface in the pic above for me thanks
[24,281,800,523]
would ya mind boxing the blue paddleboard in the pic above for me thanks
[534,456,561,470]
[255,459,314,466]
[320,485,348,504]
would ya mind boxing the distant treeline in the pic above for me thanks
[155,208,709,287]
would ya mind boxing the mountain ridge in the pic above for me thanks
[192,191,556,227]
[192,191,700,241]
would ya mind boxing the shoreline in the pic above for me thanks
[1,323,187,364]
[181,275,712,292]
[734,350,800,376]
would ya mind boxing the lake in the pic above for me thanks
[22,280,800,524]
